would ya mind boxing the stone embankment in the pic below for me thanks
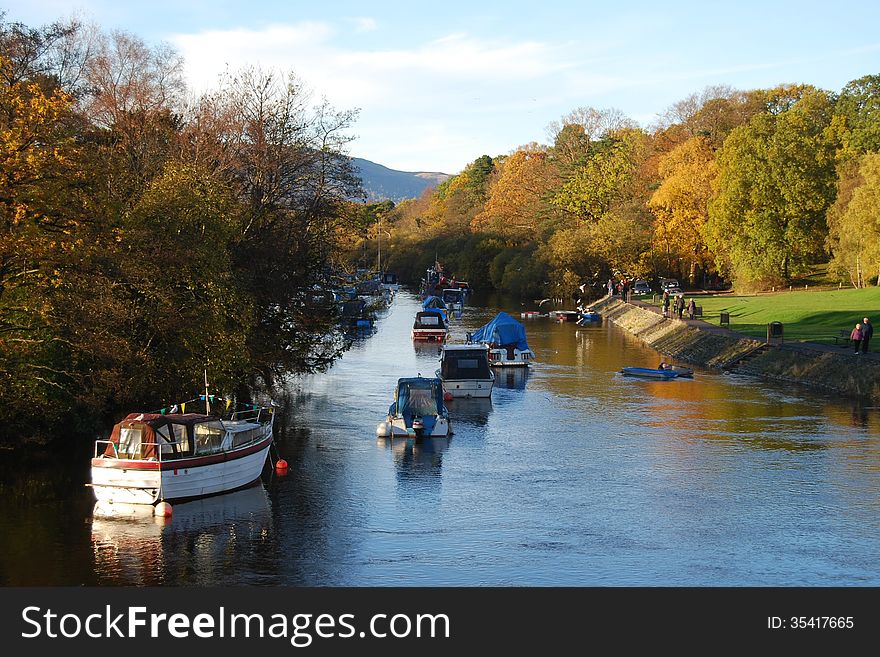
[593,297,880,403]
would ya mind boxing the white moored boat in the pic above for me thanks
[436,344,494,398]
[91,396,275,508]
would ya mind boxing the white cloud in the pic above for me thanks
[169,21,614,171]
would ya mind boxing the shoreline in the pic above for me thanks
[593,297,880,403]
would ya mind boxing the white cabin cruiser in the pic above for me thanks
[91,397,275,508]
[436,344,494,398]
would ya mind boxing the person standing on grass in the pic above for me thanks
[850,323,864,354]
[675,295,685,319]
[862,317,873,353]
[687,298,696,320]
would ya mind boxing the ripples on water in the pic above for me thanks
[1,290,879,586]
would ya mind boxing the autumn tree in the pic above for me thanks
[472,146,560,240]
[648,136,717,283]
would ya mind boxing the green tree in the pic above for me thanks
[835,74,880,155]
[828,153,880,286]
[707,87,839,287]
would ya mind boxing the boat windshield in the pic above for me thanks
[398,380,441,416]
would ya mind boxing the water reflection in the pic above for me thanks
[377,436,449,494]
[447,396,493,428]
[91,483,272,585]
[492,366,530,390]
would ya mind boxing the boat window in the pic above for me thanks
[194,421,224,455]
[118,426,144,458]
[402,387,438,416]
[418,315,439,326]
[441,351,491,379]
[161,423,190,456]
[232,427,261,447]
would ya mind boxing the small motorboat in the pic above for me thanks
[412,310,449,342]
[621,365,693,379]
[441,288,465,313]
[621,367,679,380]
[377,376,450,438]
[576,307,601,325]
[436,344,495,398]
[554,310,581,322]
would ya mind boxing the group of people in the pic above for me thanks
[850,318,874,354]
[607,278,630,298]
[661,290,696,320]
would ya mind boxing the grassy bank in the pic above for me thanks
[597,297,880,402]
[642,287,880,344]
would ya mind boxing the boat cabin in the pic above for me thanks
[441,288,465,310]
[437,344,494,398]
[99,412,265,462]
[412,310,448,341]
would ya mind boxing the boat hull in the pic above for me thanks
[412,329,448,342]
[91,435,273,504]
[488,347,534,367]
[378,415,450,438]
[439,378,494,398]
[621,367,679,380]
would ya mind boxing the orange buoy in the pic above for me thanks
[154,501,173,517]
[275,458,289,474]
[443,391,453,402]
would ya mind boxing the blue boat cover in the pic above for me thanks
[469,311,530,350]
[391,377,447,430]
[421,296,448,321]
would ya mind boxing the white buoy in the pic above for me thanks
[154,501,173,517]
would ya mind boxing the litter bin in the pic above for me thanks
[767,321,783,344]
[720,311,730,326]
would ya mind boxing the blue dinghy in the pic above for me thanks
[621,367,680,380]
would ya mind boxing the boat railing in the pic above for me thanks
[94,439,165,462]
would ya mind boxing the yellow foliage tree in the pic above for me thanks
[472,148,559,240]
[647,136,716,283]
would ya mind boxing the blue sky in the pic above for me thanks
[5,1,880,173]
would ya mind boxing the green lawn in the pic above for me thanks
[645,287,880,344]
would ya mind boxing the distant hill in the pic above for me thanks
[352,157,450,203]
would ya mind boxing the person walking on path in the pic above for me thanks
[675,295,685,319]
[862,317,873,353]
[662,290,670,317]
[850,323,864,354]
[687,298,696,320]
[608,278,614,297]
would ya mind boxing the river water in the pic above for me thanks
[2,290,879,586]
